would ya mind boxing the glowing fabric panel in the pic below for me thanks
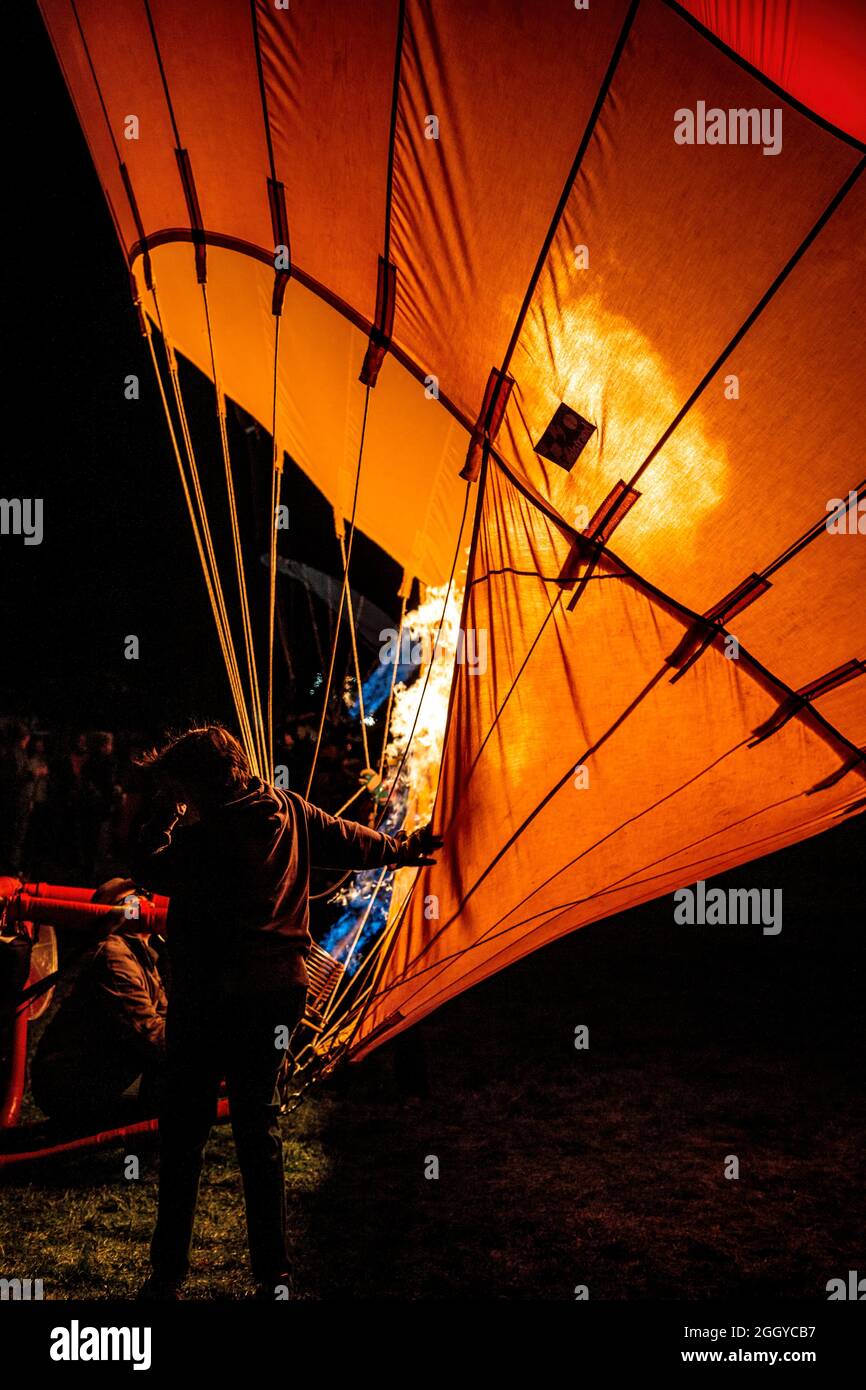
[350,460,864,1055]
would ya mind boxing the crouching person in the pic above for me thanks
[30,879,167,1123]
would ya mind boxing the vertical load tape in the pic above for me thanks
[175,147,206,283]
[268,177,291,316]
[359,257,397,387]
[119,164,154,291]
[461,368,514,482]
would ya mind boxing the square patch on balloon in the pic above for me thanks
[534,403,596,471]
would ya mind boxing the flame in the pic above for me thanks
[383,582,464,831]
[320,582,463,970]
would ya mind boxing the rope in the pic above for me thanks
[305,789,372,902]
[312,870,418,1067]
[141,310,256,762]
[316,867,391,1035]
[314,477,475,1067]
[308,871,353,902]
[304,590,406,921]
[310,894,404,1056]
[375,478,472,826]
[201,284,269,776]
[457,586,563,804]
[339,531,371,769]
[379,592,408,777]
[305,587,407,900]
[760,480,865,581]
[72,0,262,771]
[142,0,275,776]
[304,581,326,674]
[333,786,364,817]
[154,297,260,772]
[305,384,372,797]
[266,317,283,783]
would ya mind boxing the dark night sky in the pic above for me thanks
[2,6,400,738]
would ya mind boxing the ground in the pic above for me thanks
[1,816,863,1300]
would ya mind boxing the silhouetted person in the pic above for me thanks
[132,723,441,1300]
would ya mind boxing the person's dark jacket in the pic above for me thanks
[129,778,405,996]
[31,932,166,1116]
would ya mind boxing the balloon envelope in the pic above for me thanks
[40,0,866,1056]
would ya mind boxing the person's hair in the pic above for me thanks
[136,724,252,808]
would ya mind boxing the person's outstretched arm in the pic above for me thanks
[302,797,443,871]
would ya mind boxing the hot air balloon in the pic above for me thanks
[19,0,865,1095]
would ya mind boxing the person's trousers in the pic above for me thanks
[150,982,307,1285]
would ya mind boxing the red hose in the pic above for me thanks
[0,1008,29,1129]
[11,895,168,933]
[0,1099,231,1170]
[22,883,95,902]
[22,881,170,912]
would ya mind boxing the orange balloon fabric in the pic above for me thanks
[40,0,865,1057]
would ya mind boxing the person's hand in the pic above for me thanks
[397,823,444,867]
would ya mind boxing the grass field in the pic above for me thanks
[1,817,863,1300]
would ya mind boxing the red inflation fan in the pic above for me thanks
[0,878,178,1167]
